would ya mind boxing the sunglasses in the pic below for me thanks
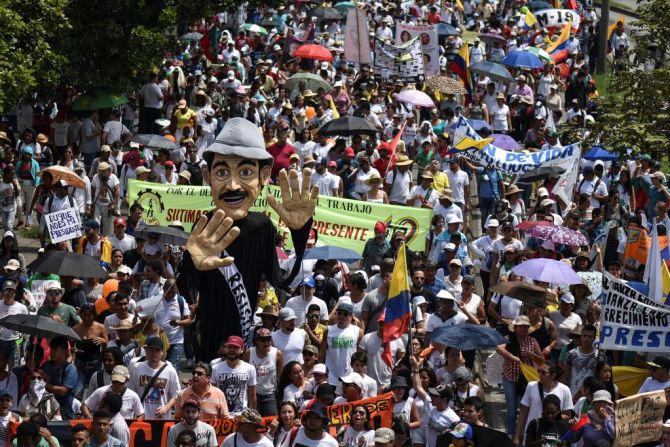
[192,371,206,377]
[31,376,44,381]
[307,314,321,319]
[336,310,351,316]
[46,290,62,296]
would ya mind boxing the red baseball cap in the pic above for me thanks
[327,160,337,167]
[377,142,390,151]
[226,336,244,349]
[113,218,126,227]
[164,160,175,167]
[344,147,355,157]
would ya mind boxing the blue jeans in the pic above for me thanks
[167,343,183,371]
[479,197,496,229]
[502,378,519,436]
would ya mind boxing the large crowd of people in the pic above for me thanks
[1,0,669,446]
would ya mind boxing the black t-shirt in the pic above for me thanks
[411,288,437,313]
[525,417,569,446]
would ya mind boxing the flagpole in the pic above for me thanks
[402,242,414,362]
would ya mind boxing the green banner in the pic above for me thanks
[127,180,432,253]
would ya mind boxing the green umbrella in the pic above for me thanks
[334,1,357,12]
[241,23,268,35]
[526,46,552,62]
[72,91,128,111]
[285,72,332,93]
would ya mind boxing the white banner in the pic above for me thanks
[534,9,581,29]
[45,208,82,243]
[373,36,425,83]
[395,23,439,76]
[451,117,579,174]
[552,144,581,207]
[600,272,670,352]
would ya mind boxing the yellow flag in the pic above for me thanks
[662,261,670,304]
[613,366,649,397]
[329,97,340,119]
[521,363,540,383]
[453,136,493,151]
[607,15,625,40]
[546,21,572,53]
[455,0,464,11]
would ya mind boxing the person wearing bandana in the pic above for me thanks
[182,118,318,361]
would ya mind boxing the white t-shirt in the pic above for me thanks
[102,120,129,145]
[548,311,583,350]
[490,103,510,131]
[168,421,218,447]
[292,428,339,447]
[423,397,460,447]
[359,332,404,388]
[155,296,191,345]
[342,427,375,447]
[284,296,328,327]
[353,167,380,197]
[578,176,609,209]
[83,384,144,419]
[91,174,120,205]
[50,121,70,147]
[409,185,439,208]
[385,169,412,203]
[109,234,136,252]
[425,312,468,334]
[311,171,338,197]
[220,433,273,447]
[639,377,670,394]
[128,361,180,420]
[0,301,28,341]
[490,294,523,320]
[272,329,307,364]
[325,324,359,384]
[520,381,573,431]
[141,82,164,109]
[446,169,470,204]
[283,383,308,410]
[104,314,135,341]
[210,361,257,415]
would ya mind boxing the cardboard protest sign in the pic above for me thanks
[128,181,432,253]
[614,390,666,446]
[373,36,425,83]
[396,23,439,75]
[600,272,670,351]
[45,208,81,243]
[56,393,394,446]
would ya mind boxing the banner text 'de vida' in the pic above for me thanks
[128,180,432,252]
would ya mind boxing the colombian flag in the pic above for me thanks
[382,243,411,367]
[448,43,472,103]
[523,10,538,30]
[547,21,572,54]
[607,16,625,53]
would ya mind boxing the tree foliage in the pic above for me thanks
[0,0,68,112]
[591,0,670,157]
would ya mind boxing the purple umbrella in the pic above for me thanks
[394,90,435,108]
[526,225,589,246]
[478,32,506,43]
[491,134,521,151]
[512,258,583,285]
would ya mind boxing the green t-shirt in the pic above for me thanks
[26,273,60,291]
[37,303,81,327]
[415,150,434,173]
[13,436,61,447]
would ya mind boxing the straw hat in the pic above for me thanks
[302,89,316,97]
[505,184,523,196]
[364,172,383,185]
[395,155,413,166]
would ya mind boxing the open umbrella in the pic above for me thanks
[425,76,467,95]
[294,44,334,61]
[490,281,556,305]
[466,119,491,132]
[394,90,435,108]
[285,72,332,93]
[72,91,128,111]
[477,32,506,43]
[526,46,552,62]
[241,23,268,35]
[304,246,362,261]
[436,23,461,36]
[469,61,516,84]
[512,258,583,285]
[430,324,507,350]
[27,251,108,278]
[518,166,564,183]
[491,133,520,151]
[0,315,81,341]
[528,0,552,10]
[179,32,204,41]
[502,50,545,69]
[334,1,357,12]
[583,145,619,161]
[131,134,179,150]
[135,224,190,246]
[526,225,590,246]
[515,220,552,231]
[319,116,379,137]
[37,166,85,189]
[307,7,343,20]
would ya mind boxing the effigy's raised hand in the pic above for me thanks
[186,209,240,270]
[267,168,319,230]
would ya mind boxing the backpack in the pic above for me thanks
[184,161,203,186]
[47,193,75,214]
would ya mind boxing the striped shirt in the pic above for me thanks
[174,384,229,420]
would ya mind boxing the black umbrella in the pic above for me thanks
[135,224,190,246]
[131,134,179,151]
[517,166,565,183]
[319,116,379,137]
[528,0,552,10]
[307,7,343,20]
[430,324,507,350]
[490,281,558,306]
[28,251,109,278]
[0,315,81,341]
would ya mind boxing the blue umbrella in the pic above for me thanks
[436,22,461,36]
[502,50,545,69]
[528,0,552,10]
[469,61,516,84]
[430,324,507,350]
[467,119,491,132]
[304,245,362,261]
[583,145,619,161]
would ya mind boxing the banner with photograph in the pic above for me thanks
[128,181,432,253]
[395,23,439,75]
[373,36,425,83]
[600,272,670,352]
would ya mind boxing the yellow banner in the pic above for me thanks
[127,180,432,253]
